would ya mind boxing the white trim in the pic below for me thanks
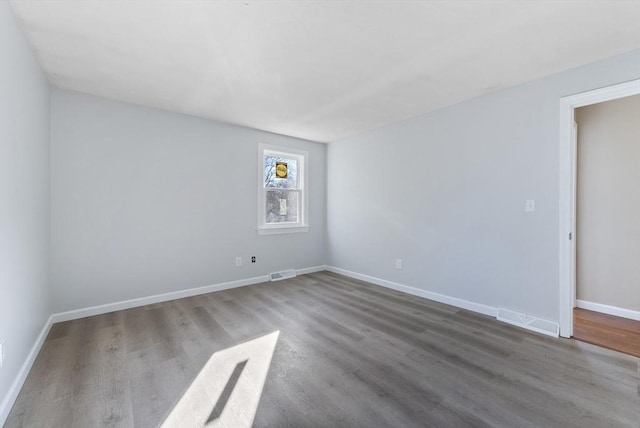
[0,316,53,426]
[325,267,568,338]
[51,266,328,323]
[257,225,310,235]
[325,266,498,317]
[576,300,640,321]
[1,266,327,426]
[571,120,578,310]
[558,79,640,338]
[295,265,327,275]
[51,274,270,323]
[257,143,309,235]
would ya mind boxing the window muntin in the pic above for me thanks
[258,145,308,234]
[264,154,300,224]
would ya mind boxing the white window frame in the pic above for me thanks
[257,143,309,235]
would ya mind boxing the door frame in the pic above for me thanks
[558,79,640,338]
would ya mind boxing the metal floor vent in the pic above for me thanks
[270,269,297,282]
[497,308,559,338]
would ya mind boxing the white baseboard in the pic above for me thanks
[51,265,328,323]
[51,275,269,323]
[324,267,564,338]
[325,266,498,317]
[2,264,556,426]
[576,300,640,321]
[294,265,327,276]
[0,315,53,426]
[1,265,326,426]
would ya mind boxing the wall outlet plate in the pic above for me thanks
[396,258,402,269]
[525,200,536,212]
[235,257,242,267]
[0,341,4,369]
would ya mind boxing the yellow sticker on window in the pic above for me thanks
[276,162,288,179]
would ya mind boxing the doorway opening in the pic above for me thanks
[571,96,640,357]
[558,79,640,347]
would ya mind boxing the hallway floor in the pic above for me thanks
[573,308,640,357]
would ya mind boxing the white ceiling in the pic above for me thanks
[9,1,640,143]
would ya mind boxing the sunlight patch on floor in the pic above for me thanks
[162,331,280,428]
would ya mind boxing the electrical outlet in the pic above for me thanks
[0,341,4,369]
[251,256,256,263]
[525,200,536,212]
[235,257,242,267]
[396,258,402,269]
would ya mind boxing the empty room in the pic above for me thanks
[1,1,639,427]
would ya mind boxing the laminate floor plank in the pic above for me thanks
[308,279,517,359]
[233,294,376,427]
[240,290,433,428]
[5,271,639,428]
[322,272,524,341]
[403,349,541,428]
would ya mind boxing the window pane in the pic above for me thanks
[264,155,298,189]
[265,190,299,223]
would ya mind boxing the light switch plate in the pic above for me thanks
[525,200,536,212]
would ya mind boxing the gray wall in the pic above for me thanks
[575,95,640,312]
[0,1,52,415]
[51,90,327,313]
[327,50,640,323]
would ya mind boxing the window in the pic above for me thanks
[258,144,309,235]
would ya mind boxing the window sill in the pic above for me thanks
[257,225,310,235]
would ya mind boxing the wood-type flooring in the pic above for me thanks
[6,272,639,427]
[574,307,640,358]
